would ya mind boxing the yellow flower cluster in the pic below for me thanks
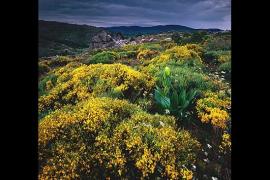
[39,97,200,179]
[180,168,193,180]
[39,56,78,75]
[150,45,202,65]
[219,132,231,154]
[135,148,159,177]
[185,43,203,56]
[45,80,53,91]
[137,49,159,61]
[122,44,141,51]
[200,107,229,129]
[196,92,231,129]
[218,51,231,63]
[165,164,179,179]
[39,63,155,114]
[160,41,177,49]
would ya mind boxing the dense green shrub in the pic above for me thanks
[189,31,208,43]
[202,50,230,64]
[122,44,141,51]
[218,61,231,73]
[203,35,231,51]
[172,32,207,45]
[88,51,119,64]
[138,43,163,51]
[49,56,74,67]
[38,74,58,96]
[140,61,223,101]
[39,56,77,77]
[118,50,137,59]
[218,61,231,80]
[160,40,177,49]
[39,63,51,77]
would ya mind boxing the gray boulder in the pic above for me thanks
[89,30,126,49]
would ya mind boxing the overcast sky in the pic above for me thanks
[39,0,231,30]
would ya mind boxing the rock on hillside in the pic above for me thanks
[89,30,128,49]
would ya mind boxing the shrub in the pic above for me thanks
[38,74,58,96]
[160,41,177,49]
[218,61,231,80]
[185,44,203,57]
[203,35,231,51]
[137,49,159,61]
[88,51,119,64]
[219,132,231,155]
[150,45,202,66]
[118,50,137,59]
[189,31,208,44]
[219,61,231,71]
[39,62,51,77]
[217,51,231,63]
[39,97,200,179]
[39,63,155,115]
[138,43,163,51]
[134,97,154,112]
[146,63,218,94]
[170,66,215,92]
[171,32,182,44]
[202,50,222,64]
[48,56,74,67]
[172,32,207,45]
[196,92,231,129]
[122,44,141,51]
[171,32,191,45]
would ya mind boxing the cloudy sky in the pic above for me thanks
[39,0,231,30]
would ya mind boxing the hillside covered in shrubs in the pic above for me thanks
[39,31,231,180]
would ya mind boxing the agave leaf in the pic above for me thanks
[171,89,179,110]
[154,87,171,109]
[178,88,186,106]
[188,89,197,102]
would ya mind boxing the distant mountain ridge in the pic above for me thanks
[39,20,222,57]
[105,25,222,36]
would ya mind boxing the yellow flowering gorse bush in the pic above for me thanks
[39,63,155,115]
[39,97,200,179]
[219,132,231,154]
[150,45,202,64]
[137,49,159,61]
[217,51,231,63]
[185,44,203,57]
[180,168,193,180]
[196,92,231,129]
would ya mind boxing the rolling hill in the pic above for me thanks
[39,20,103,57]
[39,20,222,57]
[105,25,222,36]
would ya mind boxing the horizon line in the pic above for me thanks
[39,19,230,31]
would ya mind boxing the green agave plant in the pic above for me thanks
[154,67,197,121]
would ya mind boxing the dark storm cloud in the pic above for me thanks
[39,0,231,29]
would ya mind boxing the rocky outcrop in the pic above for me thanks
[89,30,128,50]
[89,30,168,50]
[89,30,116,49]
